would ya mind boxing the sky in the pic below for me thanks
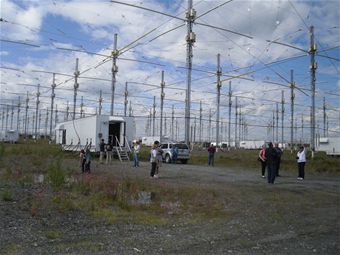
[0,0,339,142]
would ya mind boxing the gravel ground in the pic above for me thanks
[1,160,339,255]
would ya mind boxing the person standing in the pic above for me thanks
[106,142,113,164]
[265,142,278,184]
[208,143,216,166]
[133,141,141,167]
[274,143,283,177]
[85,149,92,173]
[80,149,86,173]
[258,145,267,178]
[154,141,163,178]
[150,144,157,178]
[172,145,178,164]
[99,139,105,164]
[297,146,306,180]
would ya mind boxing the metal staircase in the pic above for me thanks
[113,136,131,162]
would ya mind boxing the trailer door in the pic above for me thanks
[109,122,121,146]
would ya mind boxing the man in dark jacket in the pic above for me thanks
[265,142,278,184]
[274,143,283,177]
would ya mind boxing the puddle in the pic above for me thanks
[129,191,156,205]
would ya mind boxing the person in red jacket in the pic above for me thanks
[208,143,216,166]
[258,144,266,178]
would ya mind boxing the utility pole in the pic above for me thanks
[235,96,238,148]
[290,69,295,150]
[164,113,167,137]
[124,82,128,117]
[1,109,4,130]
[16,97,21,132]
[272,110,275,142]
[152,96,156,137]
[55,104,58,127]
[50,73,56,137]
[160,71,165,143]
[24,92,29,139]
[199,101,202,143]
[323,97,326,137]
[281,91,284,145]
[73,58,80,120]
[216,53,222,148]
[34,84,40,139]
[309,25,317,158]
[99,90,103,115]
[111,33,118,116]
[194,117,196,143]
[238,106,242,142]
[38,111,42,138]
[301,114,304,144]
[228,81,232,149]
[80,96,84,118]
[184,0,196,145]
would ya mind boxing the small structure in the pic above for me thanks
[316,137,340,156]
[0,130,19,143]
[239,140,266,150]
[55,115,135,161]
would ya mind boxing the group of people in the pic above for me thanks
[259,142,306,184]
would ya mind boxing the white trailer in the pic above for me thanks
[0,130,19,143]
[316,137,340,156]
[239,140,266,149]
[141,136,169,146]
[55,115,135,152]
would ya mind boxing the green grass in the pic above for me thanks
[1,189,14,201]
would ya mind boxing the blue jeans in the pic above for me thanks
[208,153,214,166]
[134,152,139,167]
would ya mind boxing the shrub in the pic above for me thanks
[1,189,14,201]
[46,158,65,189]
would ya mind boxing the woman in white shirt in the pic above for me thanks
[133,141,141,167]
[150,144,157,178]
[297,146,306,180]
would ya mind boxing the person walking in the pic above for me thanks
[297,146,306,180]
[150,144,157,178]
[274,143,283,177]
[99,139,105,164]
[265,142,278,184]
[258,145,267,178]
[106,142,113,164]
[80,149,86,173]
[85,148,92,173]
[133,141,141,167]
[172,145,178,164]
[208,143,216,166]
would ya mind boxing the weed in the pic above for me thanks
[0,243,21,255]
[0,143,4,161]
[46,158,65,189]
[1,189,14,201]
[46,230,62,239]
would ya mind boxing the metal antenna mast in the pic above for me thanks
[45,108,49,138]
[290,69,295,150]
[50,73,56,137]
[281,91,284,145]
[208,108,211,142]
[124,82,128,117]
[309,26,317,158]
[16,97,21,131]
[65,101,69,121]
[73,58,80,120]
[10,101,14,129]
[129,101,132,117]
[24,92,29,139]
[34,84,40,139]
[199,101,202,143]
[160,71,165,143]
[111,33,118,116]
[171,105,174,140]
[323,97,326,137]
[152,96,156,136]
[5,105,8,131]
[276,103,279,142]
[99,90,103,115]
[184,0,196,145]
[80,96,84,118]
[228,81,232,150]
[216,53,222,148]
[235,96,238,148]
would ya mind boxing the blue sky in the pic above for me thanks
[0,0,339,141]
